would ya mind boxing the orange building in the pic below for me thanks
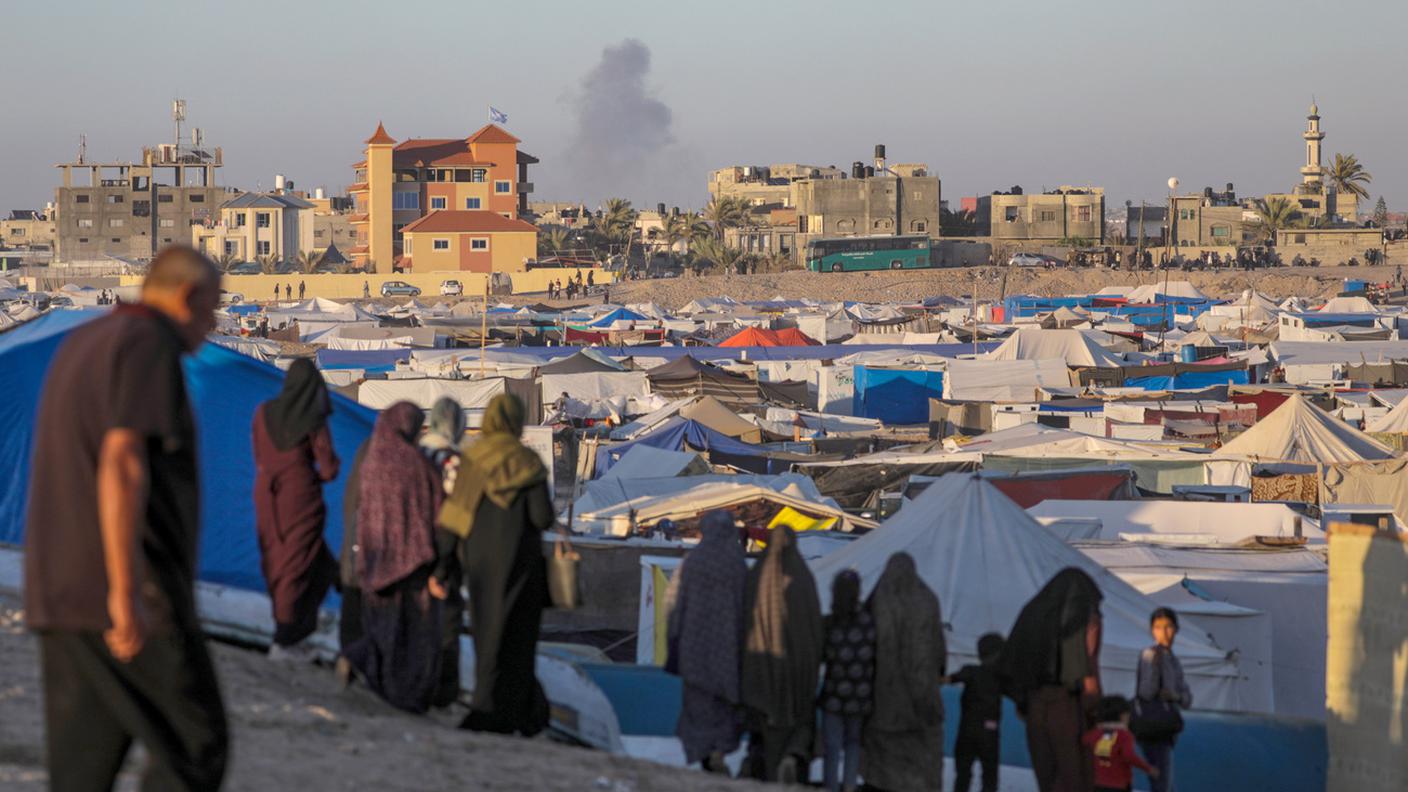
[348,122,538,273]
[400,211,538,273]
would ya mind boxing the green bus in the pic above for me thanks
[804,234,933,272]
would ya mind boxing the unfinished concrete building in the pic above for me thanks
[792,146,940,252]
[54,102,225,263]
[976,186,1105,243]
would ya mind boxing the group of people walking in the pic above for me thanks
[250,367,553,733]
[667,528,1192,792]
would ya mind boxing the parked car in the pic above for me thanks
[439,279,463,296]
[1009,252,1046,267]
[380,280,421,297]
[219,290,244,305]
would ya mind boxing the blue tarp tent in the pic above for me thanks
[0,310,376,593]
[852,366,943,424]
[587,307,648,327]
[593,418,786,477]
[316,347,410,372]
[1125,367,1250,390]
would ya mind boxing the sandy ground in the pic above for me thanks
[0,595,767,792]
[581,265,1385,311]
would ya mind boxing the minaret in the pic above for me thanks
[1300,101,1324,190]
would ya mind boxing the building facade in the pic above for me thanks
[708,163,844,207]
[350,122,538,273]
[1170,186,1260,247]
[191,192,314,262]
[976,187,1105,243]
[0,210,56,250]
[1263,103,1358,224]
[400,211,537,273]
[794,168,940,240]
[54,138,224,263]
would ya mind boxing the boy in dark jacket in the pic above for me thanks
[1083,695,1158,792]
[946,632,1005,792]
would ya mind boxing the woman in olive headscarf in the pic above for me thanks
[997,567,1104,792]
[740,525,824,783]
[438,393,553,735]
[252,357,340,660]
[861,552,947,792]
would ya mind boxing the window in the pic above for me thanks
[494,180,511,194]
[1294,233,1307,244]
[1076,206,1092,222]
[1211,225,1230,239]
[8,227,22,236]
[111,238,121,243]
[234,212,247,227]
[132,200,151,217]
[108,218,124,228]
[75,194,90,204]
[911,220,927,233]
[392,192,419,210]
[189,194,204,203]
[314,229,324,238]
[78,237,89,243]
[256,212,270,228]
[433,238,450,251]
[430,196,447,210]
[1039,210,1056,223]
[465,197,481,210]
[224,241,237,256]
[158,194,173,203]
[257,241,271,255]
[453,169,471,182]
[106,195,124,204]
[77,218,94,228]
[1004,206,1020,222]
[159,218,174,228]
[470,169,487,183]
[471,238,488,251]
[404,238,413,254]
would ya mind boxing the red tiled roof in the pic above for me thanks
[392,138,497,168]
[347,214,368,223]
[348,183,368,192]
[365,122,396,145]
[401,210,537,234]
[351,160,367,168]
[468,124,520,145]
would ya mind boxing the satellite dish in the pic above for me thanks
[1167,177,1180,192]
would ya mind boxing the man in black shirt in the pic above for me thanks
[947,632,1007,792]
[25,245,228,791]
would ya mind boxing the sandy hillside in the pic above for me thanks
[0,595,763,792]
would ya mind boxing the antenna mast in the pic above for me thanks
[78,134,86,165]
[172,99,187,148]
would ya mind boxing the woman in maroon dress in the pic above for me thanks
[252,357,340,660]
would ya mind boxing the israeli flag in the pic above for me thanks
[489,106,508,124]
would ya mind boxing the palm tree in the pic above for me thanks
[294,249,324,274]
[540,228,570,257]
[1252,197,1303,243]
[703,196,750,240]
[215,252,241,273]
[658,213,687,265]
[256,254,283,275]
[690,236,749,274]
[1326,153,1372,201]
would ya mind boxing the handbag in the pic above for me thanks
[1130,647,1185,742]
[545,528,583,610]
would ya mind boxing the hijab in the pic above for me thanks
[438,394,546,538]
[997,567,1103,708]
[419,397,464,454]
[741,525,824,728]
[355,402,444,593]
[263,358,331,451]
[867,553,946,730]
[667,510,746,702]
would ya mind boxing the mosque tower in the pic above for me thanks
[1300,100,1325,190]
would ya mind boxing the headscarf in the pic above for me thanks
[355,402,444,593]
[438,394,546,538]
[419,397,464,455]
[667,510,746,702]
[741,525,824,728]
[867,552,946,730]
[262,358,331,451]
[996,567,1103,708]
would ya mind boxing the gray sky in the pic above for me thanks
[3,0,1404,213]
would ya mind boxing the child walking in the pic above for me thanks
[819,570,876,792]
[1083,696,1159,792]
[947,632,1006,792]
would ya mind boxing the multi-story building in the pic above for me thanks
[1169,185,1260,247]
[191,191,314,262]
[53,132,225,263]
[349,122,538,273]
[725,207,799,259]
[0,209,56,250]
[400,211,538,273]
[708,163,844,207]
[976,186,1105,243]
[793,151,940,242]
[1263,102,1358,224]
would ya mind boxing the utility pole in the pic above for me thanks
[478,277,488,377]
[972,268,979,358]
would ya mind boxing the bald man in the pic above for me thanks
[25,245,228,791]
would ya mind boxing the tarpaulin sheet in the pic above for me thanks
[986,469,1136,508]
[1126,367,1249,390]
[852,366,942,424]
[0,310,375,593]
[1319,458,1408,525]
[594,418,786,478]
[316,348,410,372]
[357,377,506,410]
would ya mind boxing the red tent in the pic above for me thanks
[718,326,819,347]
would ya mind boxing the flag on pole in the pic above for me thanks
[489,106,508,125]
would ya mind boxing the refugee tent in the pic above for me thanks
[943,358,1069,401]
[1039,305,1090,329]
[597,445,709,482]
[587,307,649,328]
[646,355,758,406]
[1317,295,1376,314]
[984,327,1125,368]
[575,479,870,537]
[1366,391,1408,433]
[316,348,410,373]
[1125,281,1208,303]
[540,371,652,420]
[809,473,1264,712]
[1212,394,1395,463]
[851,365,943,424]
[1122,360,1250,390]
[1027,500,1321,544]
[0,310,374,593]
[1319,458,1408,526]
[679,395,764,443]
[569,472,831,522]
[358,376,516,411]
[593,418,790,477]
[537,350,625,375]
[717,326,819,347]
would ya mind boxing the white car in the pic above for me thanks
[440,279,464,296]
[1009,252,1046,267]
[219,290,244,305]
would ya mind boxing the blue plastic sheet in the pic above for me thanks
[852,366,943,424]
[0,311,376,593]
[593,418,785,477]
[1126,368,1249,391]
[315,348,410,372]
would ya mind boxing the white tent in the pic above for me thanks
[1125,281,1208,303]
[356,377,507,410]
[984,328,1125,368]
[1212,394,1395,463]
[1317,295,1377,314]
[944,357,1071,401]
[809,473,1263,712]
[598,445,708,482]
[1366,391,1408,432]
[1027,500,1323,545]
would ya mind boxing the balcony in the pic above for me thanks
[348,183,369,193]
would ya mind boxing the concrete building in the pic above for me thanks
[708,163,844,207]
[400,211,537,273]
[1263,103,1358,224]
[0,209,56,250]
[53,113,225,262]
[1170,185,1260,247]
[794,157,939,239]
[976,186,1105,243]
[725,207,799,259]
[350,122,538,273]
[191,191,314,262]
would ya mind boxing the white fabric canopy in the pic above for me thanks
[1125,281,1208,303]
[1212,394,1395,463]
[356,377,506,410]
[944,358,1070,401]
[1027,500,1323,544]
[809,473,1258,712]
[984,328,1125,368]
[1366,391,1408,432]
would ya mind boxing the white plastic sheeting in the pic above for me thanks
[1212,394,1394,463]
[1125,281,1208,303]
[1365,391,1408,432]
[357,377,506,410]
[1027,500,1323,544]
[540,371,654,420]
[985,328,1125,368]
[944,358,1070,401]
[809,473,1260,713]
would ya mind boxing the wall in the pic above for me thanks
[404,230,536,274]
[980,191,1104,241]
[120,267,617,300]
